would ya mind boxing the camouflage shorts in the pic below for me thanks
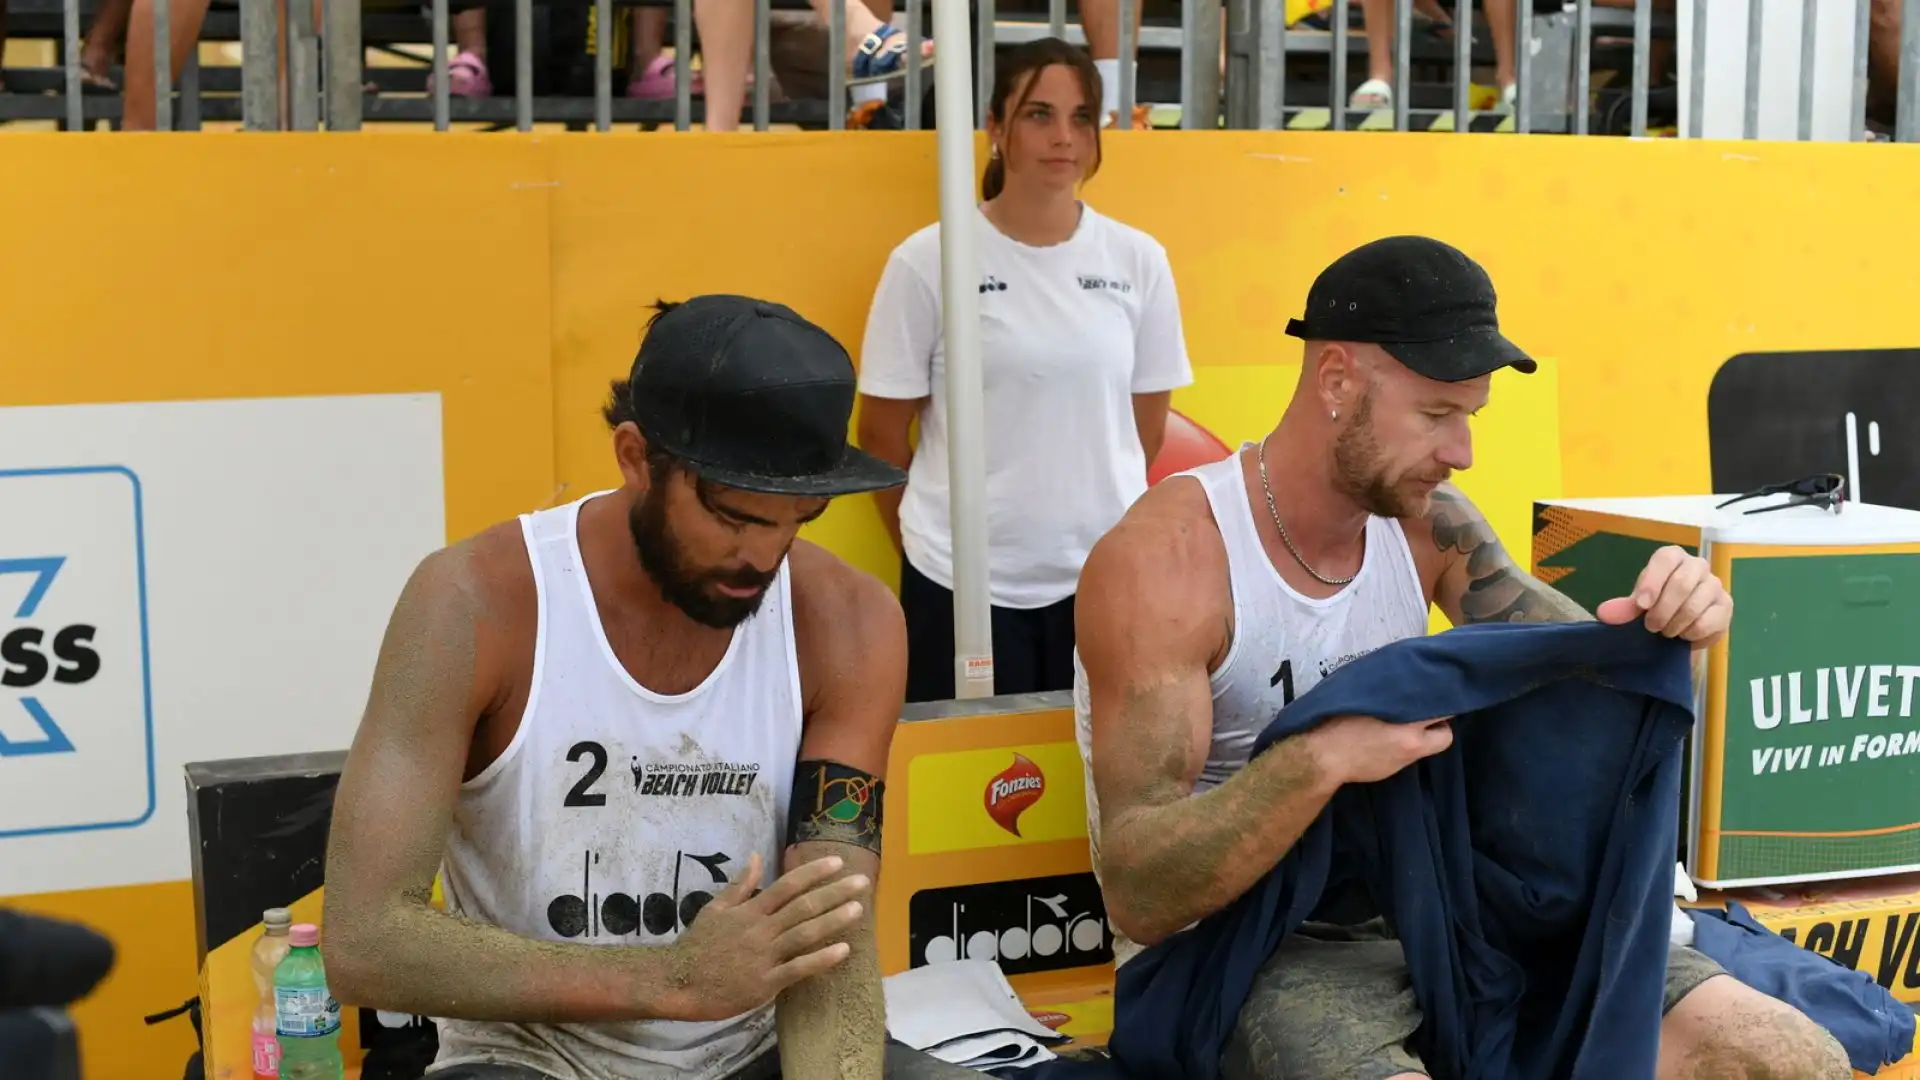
[1218,919,1726,1080]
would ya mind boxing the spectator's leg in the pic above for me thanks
[442,4,491,97]
[633,6,666,70]
[80,0,134,89]
[1867,0,1899,128]
[627,6,700,99]
[1351,0,1395,108]
[835,0,933,123]
[813,0,886,56]
[122,0,211,129]
[1483,0,1516,106]
[818,0,931,68]
[1078,0,1151,125]
[693,0,751,130]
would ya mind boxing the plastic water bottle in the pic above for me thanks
[251,908,293,1077]
[274,923,344,1080]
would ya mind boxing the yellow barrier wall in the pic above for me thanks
[0,136,557,1078]
[2,131,1916,1079]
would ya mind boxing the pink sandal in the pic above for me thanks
[427,50,492,97]
[627,54,702,100]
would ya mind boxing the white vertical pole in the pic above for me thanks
[932,0,995,699]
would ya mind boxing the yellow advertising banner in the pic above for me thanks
[907,740,1090,855]
[4,129,1919,1078]
[877,703,1109,1001]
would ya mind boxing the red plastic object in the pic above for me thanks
[1148,409,1234,486]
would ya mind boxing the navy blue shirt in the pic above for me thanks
[1040,621,1699,1080]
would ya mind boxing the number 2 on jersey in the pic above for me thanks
[565,740,609,807]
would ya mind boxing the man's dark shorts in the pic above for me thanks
[1217,919,1728,1080]
[428,1040,979,1080]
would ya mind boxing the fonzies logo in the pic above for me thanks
[985,753,1045,836]
[905,738,1087,855]
[907,872,1112,977]
[1028,1011,1071,1031]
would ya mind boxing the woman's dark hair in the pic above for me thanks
[602,298,683,429]
[981,37,1104,201]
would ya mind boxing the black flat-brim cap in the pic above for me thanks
[1284,235,1537,382]
[628,294,908,497]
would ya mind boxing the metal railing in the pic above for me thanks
[5,0,1915,140]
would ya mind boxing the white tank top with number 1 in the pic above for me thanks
[1072,445,1430,966]
[432,491,804,1079]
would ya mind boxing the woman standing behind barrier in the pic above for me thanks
[856,38,1192,703]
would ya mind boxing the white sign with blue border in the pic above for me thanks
[0,465,155,839]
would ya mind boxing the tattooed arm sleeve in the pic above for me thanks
[1426,484,1593,626]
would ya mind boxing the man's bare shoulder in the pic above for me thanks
[788,539,901,632]
[408,519,536,630]
[1079,478,1231,670]
[1082,477,1229,606]
[786,539,907,694]
[380,520,537,726]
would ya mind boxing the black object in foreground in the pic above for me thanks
[0,907,117,1009]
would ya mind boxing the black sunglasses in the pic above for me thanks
[1715,473,1847,515]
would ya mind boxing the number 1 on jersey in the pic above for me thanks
[1270,659,1295,706]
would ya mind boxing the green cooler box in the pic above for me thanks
[1530,494,1920,888]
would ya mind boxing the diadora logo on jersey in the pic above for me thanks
[547,847,735,940]
[984,752,1046,837]
[979,274,1009,294]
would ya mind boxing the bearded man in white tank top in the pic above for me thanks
[320,296,979,1080]
[1073,238,1851,1080]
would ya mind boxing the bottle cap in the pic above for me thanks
[263,908,292,931]
[289,924,320,948]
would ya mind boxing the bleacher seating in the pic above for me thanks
[0,0,1675,131]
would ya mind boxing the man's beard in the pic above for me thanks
[628,494,780,630]
[1332,392,1430,520]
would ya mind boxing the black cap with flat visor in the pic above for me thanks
[1285,236,1537,383]
[627,294,908,497]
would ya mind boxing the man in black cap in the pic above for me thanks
[1071,238,1849,1079]
[322,296,975,1080]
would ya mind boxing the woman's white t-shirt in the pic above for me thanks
[857,204,1194,610]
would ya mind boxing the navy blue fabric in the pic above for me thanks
[1687,901,1916,1074]
[1034,621,1699,1080]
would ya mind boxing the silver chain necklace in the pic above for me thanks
[1256,433,1358,587]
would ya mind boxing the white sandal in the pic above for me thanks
[1348,78,1393,111]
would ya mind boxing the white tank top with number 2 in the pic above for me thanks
[1072,445,1430,966]
[432,492,804,1079]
